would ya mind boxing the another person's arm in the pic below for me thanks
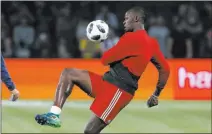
[1,56,20,101]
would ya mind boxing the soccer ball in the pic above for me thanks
[86,20,109,42]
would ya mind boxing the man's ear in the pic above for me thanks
[134,15,140,22]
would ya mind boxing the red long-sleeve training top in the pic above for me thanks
[101,30,170,95]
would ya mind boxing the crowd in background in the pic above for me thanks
[1,1,212,58]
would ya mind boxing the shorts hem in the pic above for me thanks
[90,108,110,125]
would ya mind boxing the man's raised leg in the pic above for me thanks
[35,68,93,128]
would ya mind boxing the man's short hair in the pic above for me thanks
[128,6,146,23]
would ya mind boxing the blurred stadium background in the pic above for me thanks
[1,1,211,133]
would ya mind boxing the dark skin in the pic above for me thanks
[123,11,144,32]
[53,10,156,134]
[53,68,107,133]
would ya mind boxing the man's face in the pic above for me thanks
[123,12,134,32]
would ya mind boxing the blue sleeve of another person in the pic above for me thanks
[1,55,15,91]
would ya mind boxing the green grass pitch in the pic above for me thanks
[2,100,211,133]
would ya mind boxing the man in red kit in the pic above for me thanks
[35,7,170,133]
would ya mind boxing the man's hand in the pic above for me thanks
[147,95,158,108]
[10,89,20,101]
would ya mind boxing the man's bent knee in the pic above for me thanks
[61,68,81,80]
[62,68,77,75]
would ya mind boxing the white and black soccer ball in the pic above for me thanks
[86,20,109,42]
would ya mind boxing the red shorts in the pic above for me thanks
[89,72,133,124]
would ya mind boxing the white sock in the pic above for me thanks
[50,106,61,115]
